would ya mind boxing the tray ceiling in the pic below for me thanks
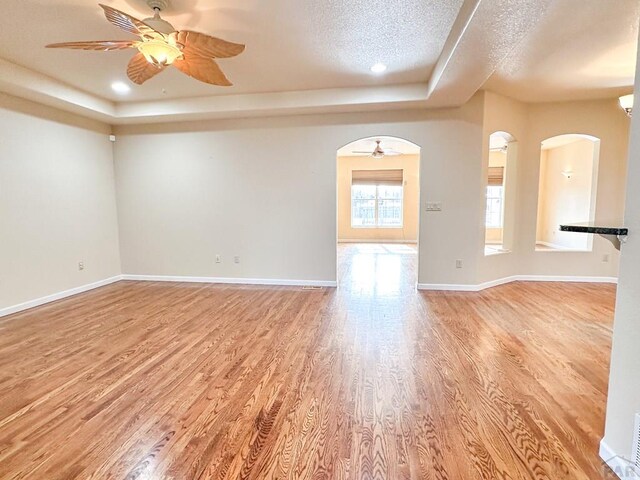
[0,0,463,102]
[0,0,637,123]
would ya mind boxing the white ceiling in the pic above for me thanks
[484,0,640,102]
[338,136,421,157]
[0,0,638,123]
[489,133,510,151]
[0,0,463,102]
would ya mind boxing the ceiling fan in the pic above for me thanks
[489,145,508,153]
[352,140,402,158]
[46,1,245,86]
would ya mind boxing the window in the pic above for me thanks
[351,184,403,227]
[485,131,516,254]
[485,185,504,228]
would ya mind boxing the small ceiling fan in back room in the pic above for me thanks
[352,140,402,159]
[46,1,245,86]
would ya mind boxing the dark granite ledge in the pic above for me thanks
[560,223,628,236]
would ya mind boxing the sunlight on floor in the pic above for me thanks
[338,243,416,298]
[535,243,568,251]
[485,244,509,255]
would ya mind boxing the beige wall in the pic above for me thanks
[0,88,630,309]
[536,139,599,250]
[489,151,506,168]
[0,93,121,310]
[337,154,419,243]
[485,228,503,243]
[480,99,524,275]
[522,99,627,277]
[112,91,627,288]
[602,37,640,462]
[113,98,486,286]
[479,91,628,283]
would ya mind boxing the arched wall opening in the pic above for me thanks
[485,131,518,255]
[535,134,601,252]
[336,136,421,288]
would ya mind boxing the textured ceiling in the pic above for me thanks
[483,0,640,102]
[0,0,463,102]
[0,0,638,120]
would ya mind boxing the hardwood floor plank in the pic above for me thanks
[0,244,616,479]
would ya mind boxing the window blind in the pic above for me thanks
[487,166,504,186]
[352,169,403,186]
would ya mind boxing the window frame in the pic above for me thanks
[485,185,504,228]
[351,184,404,229]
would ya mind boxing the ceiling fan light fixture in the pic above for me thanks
[46,4,245,86]
[137,39,182,65]
[371,140,385,158]
[619,93,634,117]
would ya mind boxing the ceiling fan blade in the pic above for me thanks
[352,151,374,154]
[127,52,166,85]
[99,4,158,38]
[172,31,245,58]
[46,40,137,51]
[173,57,232,86]
[383,149,402,156]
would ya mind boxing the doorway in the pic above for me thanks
[484,131,518,255]
[535,134,600,251]
[336,136,421,291]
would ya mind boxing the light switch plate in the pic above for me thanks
[425,202,442,212]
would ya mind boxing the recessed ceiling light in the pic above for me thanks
[370,63,387,74]
[111,81,131,94]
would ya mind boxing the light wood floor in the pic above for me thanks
[0,243,617,479]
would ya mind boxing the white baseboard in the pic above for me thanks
[0,272,613,317]
[600,439,640,479]
[0,273,336,319]
[0,275,123,318]
[518,275,618,283]
[121,274,337,288]
[417,275,618,292]
[338,239,417,244]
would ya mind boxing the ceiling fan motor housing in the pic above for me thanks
[146,0,169,12]
[143,0,176,34]
[143,16,177,34]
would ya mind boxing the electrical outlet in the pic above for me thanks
[215,254,221,263]
[78,261,85,271]
[455,259,463,269]
[234,256,240,264]
[603,253,610,263]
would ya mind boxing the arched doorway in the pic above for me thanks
[485,131,518,255]
[535,134,600,251]
[336,136,421,291]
